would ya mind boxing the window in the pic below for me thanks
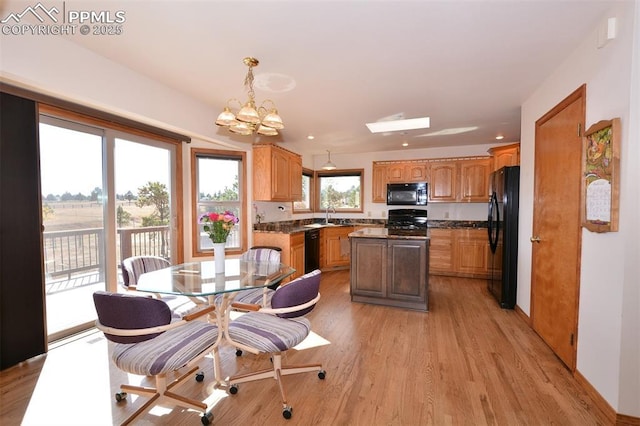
[192,149,246,256]
[293,168,314,213]
[316,169,364,212]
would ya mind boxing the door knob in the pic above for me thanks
[530,236,541,243]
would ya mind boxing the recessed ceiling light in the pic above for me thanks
[366,117,430,133]
[495,135,504,140]
[402,142,409,147]
[307,135,315,140]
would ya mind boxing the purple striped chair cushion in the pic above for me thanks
[227,313,311,353]
[121,256,170,287]
[111,320,219,376]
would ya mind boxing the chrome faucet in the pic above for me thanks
[325,206,336,224]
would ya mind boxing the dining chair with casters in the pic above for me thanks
[235,246,282,302]
[93,291,219,425]
[226,269,326,420]
[121,255,203,317]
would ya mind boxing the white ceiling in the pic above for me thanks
[8,0,620,155]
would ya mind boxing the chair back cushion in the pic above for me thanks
[93,291,172,344]
[121,256,170,287]
[241,247,281,263]
[271,269,321,318]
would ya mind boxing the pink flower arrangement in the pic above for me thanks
[199,211,239,243]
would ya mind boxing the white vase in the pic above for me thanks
[212,242,226,273]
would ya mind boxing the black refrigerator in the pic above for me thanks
[487,166,520,309]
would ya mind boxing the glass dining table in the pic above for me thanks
[136,258,296,383]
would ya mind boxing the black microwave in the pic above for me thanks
[387,182,428,206]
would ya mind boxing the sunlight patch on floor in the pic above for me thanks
[294,330,331,350]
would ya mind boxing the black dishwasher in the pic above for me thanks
[304,229,320,273]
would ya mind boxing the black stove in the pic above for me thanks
[386,209,428,235]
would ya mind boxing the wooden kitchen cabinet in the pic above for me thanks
[454,229,490,276]
[373,156,489,203]
[253,143,302,202]
[459,158,491,202]
[350,236,429,311]
[322,226,354,270]
[488,143,520,171]
[428,228,490,278]
[429,157,491,203]
[428,228,454,274]
[252,231,305,281]
[429,161,458,202]
[372,162,388,203]
[387,161,428,183]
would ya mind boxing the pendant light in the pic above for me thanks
[322,150,337,170]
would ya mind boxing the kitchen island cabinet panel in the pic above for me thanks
[350,238,386,297]
[350,229,429,311]
[387,240,428,304]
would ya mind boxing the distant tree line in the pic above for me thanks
[43,188,136,202]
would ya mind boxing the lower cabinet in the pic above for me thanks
[428,228,490,278]
[350,237,429,311]
[252,231,305,282]
[321,226,353,270]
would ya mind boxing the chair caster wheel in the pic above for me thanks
[115,392,127,402]
[318,370,326,380]
[235,349,243,356]
[283,406,293,419]
[201,411,213,425]
[196,372,205,382]
[229,385,239,395]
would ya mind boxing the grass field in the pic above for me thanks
[42,201,158,232]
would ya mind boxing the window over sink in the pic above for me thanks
[316,169,364,212]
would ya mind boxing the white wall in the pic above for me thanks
[520,2,639,416]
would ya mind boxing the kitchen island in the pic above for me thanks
[348,227,429,311]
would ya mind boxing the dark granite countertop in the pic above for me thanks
[348,227,429,240]
[428,220,488,229]
[253,219,487,234]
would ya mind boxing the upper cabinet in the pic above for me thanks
[488,143,520,171]
[386,161,428,183]
[429,157,491,203]
[372,160,429,202]
[373,156,491,203]
[428,161,458,202]
[253,144,302,202]
[372,162,388,203]
[458,158,491,202]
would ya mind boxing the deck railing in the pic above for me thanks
[43,226,170,281]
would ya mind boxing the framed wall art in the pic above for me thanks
[581,117,620,233]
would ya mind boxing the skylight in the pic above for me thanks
[366,117,431,133]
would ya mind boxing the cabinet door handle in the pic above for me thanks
[530,236,541,243]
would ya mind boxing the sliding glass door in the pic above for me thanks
[39,118,106,340]
[39,116,177,342]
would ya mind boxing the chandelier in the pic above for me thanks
[215,57,284,136]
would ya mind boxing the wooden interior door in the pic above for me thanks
[531,85,585,370]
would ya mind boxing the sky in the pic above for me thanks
[39,122,238,197]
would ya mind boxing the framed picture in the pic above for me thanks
[581,118,620,233]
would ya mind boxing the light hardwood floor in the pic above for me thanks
[1,271,611,425]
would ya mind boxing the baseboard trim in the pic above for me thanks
[574,370,617,424]
[616,413,640,426]
[514,304,531,327]
[514,306,638,425]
